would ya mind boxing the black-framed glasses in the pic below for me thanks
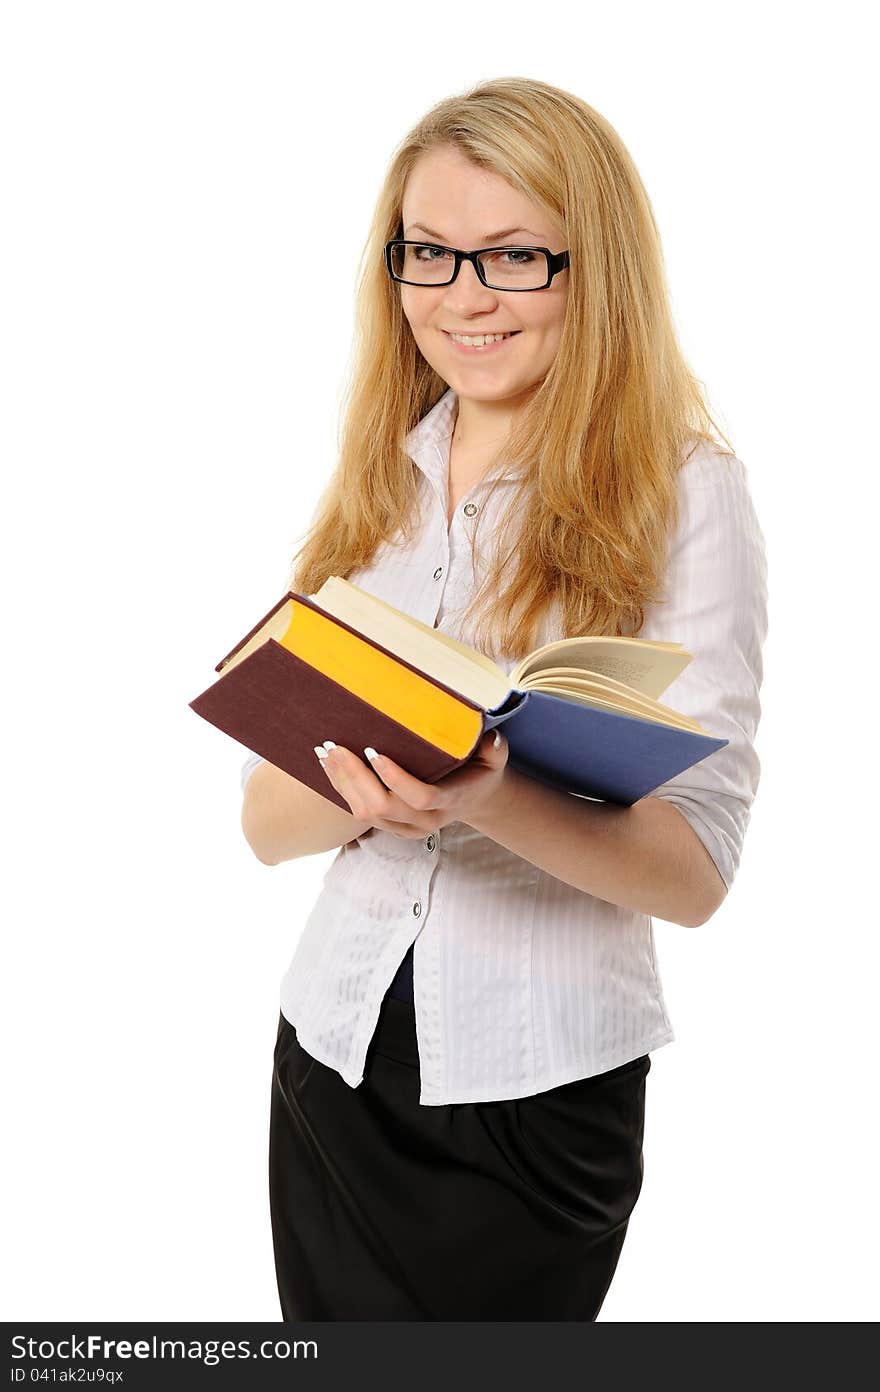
[385,240,570,291]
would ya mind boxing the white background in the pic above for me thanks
[3,0,877,1323]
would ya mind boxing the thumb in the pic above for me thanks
[484,728,508,760]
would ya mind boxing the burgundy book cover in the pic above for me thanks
[189,637,489,813]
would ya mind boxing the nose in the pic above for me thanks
[442,256,498,313]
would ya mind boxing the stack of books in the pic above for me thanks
[189,575,726,812]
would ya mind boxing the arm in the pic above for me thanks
[465,773,725,928]
[241,756,372,865]
[469,443,768,929]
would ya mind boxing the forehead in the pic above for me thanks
[401,146,556,239]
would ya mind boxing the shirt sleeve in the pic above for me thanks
[645,444,769,892]
[241,750,266,793]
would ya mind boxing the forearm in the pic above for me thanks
[241,760,372,865]
[464,767,726,928]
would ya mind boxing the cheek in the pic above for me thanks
[400,289,438,331]
[520,318,562,357]
[536,312,565,354]
[399,295,416,329]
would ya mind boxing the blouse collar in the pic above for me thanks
[404,387,522,495]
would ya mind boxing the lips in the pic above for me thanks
[443,330,521,340]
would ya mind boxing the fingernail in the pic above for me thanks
[493,731,502,749]
[364,747,379,762]
[322,740,337,751]
[313,745,328,761]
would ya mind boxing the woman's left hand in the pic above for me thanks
[315,729,510,838]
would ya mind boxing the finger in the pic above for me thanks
[316,743,393,818]
[456,728,507,768]
[486,728,507,759]
[372,816,432,840]
[362,747,445,814]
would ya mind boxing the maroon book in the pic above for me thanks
[188,592,500,812]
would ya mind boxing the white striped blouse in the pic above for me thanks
[241,387,768,1105]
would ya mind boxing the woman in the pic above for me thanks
[241,76,768,1320]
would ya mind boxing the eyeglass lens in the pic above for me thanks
[390,243,550,289]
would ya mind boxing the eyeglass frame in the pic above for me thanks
[384,239,570,291]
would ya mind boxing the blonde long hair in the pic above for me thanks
[289,76,733,660]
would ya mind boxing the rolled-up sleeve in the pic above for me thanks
[646,444,769,892]
[241,750,265,793]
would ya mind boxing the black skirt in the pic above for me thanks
[269,987,650,1321]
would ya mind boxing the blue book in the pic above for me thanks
[481,688,725,805]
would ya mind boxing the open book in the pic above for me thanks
[189,575,727,812]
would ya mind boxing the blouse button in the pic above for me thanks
[412,900,422,917]
[463,501,478,516]
[425,833,436,852]
[433,565,443,580]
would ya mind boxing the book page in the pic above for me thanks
[532,664,678,705]
[530,669,704,731]
[513,636,691,700]
[216,597,294,674]
[535,683,702,732]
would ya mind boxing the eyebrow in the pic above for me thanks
[404,223,545,244]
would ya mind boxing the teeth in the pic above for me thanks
[449,331,514,346]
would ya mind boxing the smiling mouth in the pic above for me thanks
[443,330,521,346]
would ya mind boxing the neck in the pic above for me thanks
[451,393,520,454]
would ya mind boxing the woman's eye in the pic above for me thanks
[481,248,537,270]
[414,244,452,261]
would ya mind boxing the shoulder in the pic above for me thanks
[677,435,750,494]
[673,436,764,542]
[665,436,767,598]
